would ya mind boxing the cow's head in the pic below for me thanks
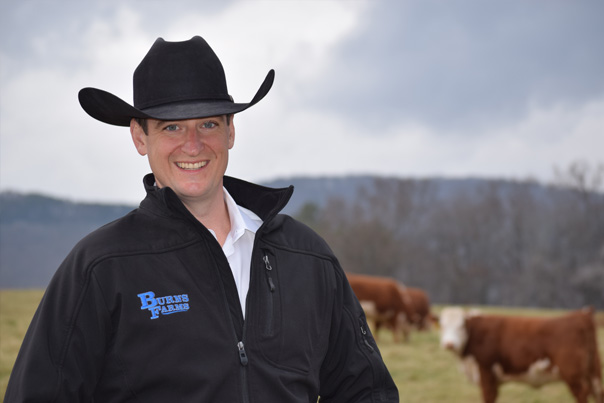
[439,307,470,354]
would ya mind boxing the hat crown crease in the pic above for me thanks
[133,36,231,110]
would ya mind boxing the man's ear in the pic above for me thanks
[228,115,235,149]
[130,119,148,156]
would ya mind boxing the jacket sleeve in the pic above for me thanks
[318,264,399,402]
[5,250,111,402]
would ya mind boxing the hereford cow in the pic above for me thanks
[405,287,435,330]
[375,286,436,334]
[439,307,603,403]
[346,273,413,342]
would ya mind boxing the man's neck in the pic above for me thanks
[181,191,231,246]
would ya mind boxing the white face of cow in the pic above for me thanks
[439,307,468,354]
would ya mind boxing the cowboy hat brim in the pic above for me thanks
[78,69,275,127]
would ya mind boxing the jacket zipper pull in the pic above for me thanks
[263,255,276,292]
[237,341,249,366]
[360,324,375,352]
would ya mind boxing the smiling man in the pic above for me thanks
[5,36,399,402]
[131,115,235,243]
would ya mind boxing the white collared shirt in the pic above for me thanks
[208,188,262,318]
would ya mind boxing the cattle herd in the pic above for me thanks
[346,272,604,403]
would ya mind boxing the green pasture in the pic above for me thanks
[1,290,44,401]
[1,290,602,402]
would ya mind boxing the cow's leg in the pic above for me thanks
[364,315,377,334]
[399,314,410,343]
[562,376,590,403]
[477,365,498,403]
[557,355,591,403]
[374,319,382,341]
[592,376,604,403]
[390,315,400,343]
[567,383,589,403]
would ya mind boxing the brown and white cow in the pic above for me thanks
[374,285,437,335]
[439,307,603,403]
[405,287,435,330]
[346,273,414,342]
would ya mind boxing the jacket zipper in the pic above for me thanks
[359,318,375,352]
[176,184,292,403]
[263,254,276,292]
[358,316,388,399]
[236,249,275,403]
[234,247,272,403]
[262,253,276,334]
[237,341,249,365]
[237,341,250,403]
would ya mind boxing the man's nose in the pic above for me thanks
[182,127,203,154]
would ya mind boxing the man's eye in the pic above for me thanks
[164,124,179,132]
[202,121,217,129]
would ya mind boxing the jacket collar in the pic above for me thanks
[140,173,293,222]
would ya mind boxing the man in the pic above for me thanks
[6,36,399,402]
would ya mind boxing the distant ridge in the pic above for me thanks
[261,175,556,215]
[260,175,377,215]
[0,192,134,288]
[0,191,135,225]
[0,175,576,289]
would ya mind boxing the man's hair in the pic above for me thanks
[134,114,232,135]
[134,117,148,134]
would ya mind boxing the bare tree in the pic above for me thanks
[293,165,604,309]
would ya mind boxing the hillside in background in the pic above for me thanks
[0,175,479,288]
[1,174,603,310]
[0,193,134,288]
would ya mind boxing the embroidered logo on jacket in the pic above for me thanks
[137,291,190,319]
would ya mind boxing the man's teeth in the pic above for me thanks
[177,161,207,170]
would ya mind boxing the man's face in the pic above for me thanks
[130,115,235,205]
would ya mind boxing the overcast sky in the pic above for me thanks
[1,0,603,204]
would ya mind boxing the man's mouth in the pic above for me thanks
[176,161,207,170]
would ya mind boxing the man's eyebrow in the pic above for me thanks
[154,120,175,129]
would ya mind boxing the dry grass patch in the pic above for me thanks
[1,293,602,402]
[0,289,44,401]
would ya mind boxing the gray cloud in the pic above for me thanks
[1,0,602,204]
[0,1,237,78]
[302,0,604,133]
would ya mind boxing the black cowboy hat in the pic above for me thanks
[78,36,274,126]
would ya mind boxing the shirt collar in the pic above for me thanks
[224,187,262,240]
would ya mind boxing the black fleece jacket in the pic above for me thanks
[5,174,399,403]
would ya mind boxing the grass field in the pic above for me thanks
[0,289,44,401]
[1,290,602,402]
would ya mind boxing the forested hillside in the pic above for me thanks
[1,163,602,309]
[0,193,133,287]
[292,165,604,310]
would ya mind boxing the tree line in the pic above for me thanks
[294,161,604,310]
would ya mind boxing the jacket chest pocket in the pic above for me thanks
[252,250,332,374]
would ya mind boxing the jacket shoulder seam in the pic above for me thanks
[87,238,201,268]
